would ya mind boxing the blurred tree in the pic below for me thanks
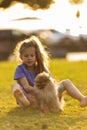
[0,0,55,10]
[68,0,84,4]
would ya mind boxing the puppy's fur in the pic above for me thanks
[34,72,64,112]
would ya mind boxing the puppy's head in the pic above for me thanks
[34,72,50,89]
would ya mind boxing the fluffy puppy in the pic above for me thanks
[34,72,64,113]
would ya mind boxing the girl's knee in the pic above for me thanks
[11,83,21,92]
[61,79,71,86]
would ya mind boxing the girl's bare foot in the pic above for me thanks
[14,89,30,107]
[80,96,87,107]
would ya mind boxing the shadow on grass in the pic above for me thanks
[1,105,87,130]
[0,106,63,130]
[6,105,63,118]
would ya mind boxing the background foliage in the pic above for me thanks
[0,0,84,9]
[0,0,54,10]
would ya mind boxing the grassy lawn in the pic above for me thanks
[0,59,87,130]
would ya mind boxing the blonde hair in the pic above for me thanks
[14,35,50,73]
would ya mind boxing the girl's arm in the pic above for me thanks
[17,77,35,93]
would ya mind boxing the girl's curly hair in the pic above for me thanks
[14,35,50,73]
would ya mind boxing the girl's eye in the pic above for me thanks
[23,54,35,57]
[31,54,34,57]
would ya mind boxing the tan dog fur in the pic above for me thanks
[34,72,64,112]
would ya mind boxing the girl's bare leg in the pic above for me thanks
[59,79,87,107]
[11,83,30,108]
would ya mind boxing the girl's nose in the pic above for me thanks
[28,56,32,59]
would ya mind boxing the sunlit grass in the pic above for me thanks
[0,59,87,130]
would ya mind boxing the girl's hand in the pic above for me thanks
[17,77,35,94]
[28,86,35,94]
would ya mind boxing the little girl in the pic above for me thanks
[11,35,87,108]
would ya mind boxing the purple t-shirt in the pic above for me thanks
[14,64,37,87]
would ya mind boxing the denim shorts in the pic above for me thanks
[58,85,65,93]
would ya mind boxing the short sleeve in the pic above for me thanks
[14,66,25,80]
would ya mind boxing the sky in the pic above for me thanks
[0,0,87,36]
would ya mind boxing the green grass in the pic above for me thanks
[0,59,87,130]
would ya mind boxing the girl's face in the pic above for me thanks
[21,47,36,70]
